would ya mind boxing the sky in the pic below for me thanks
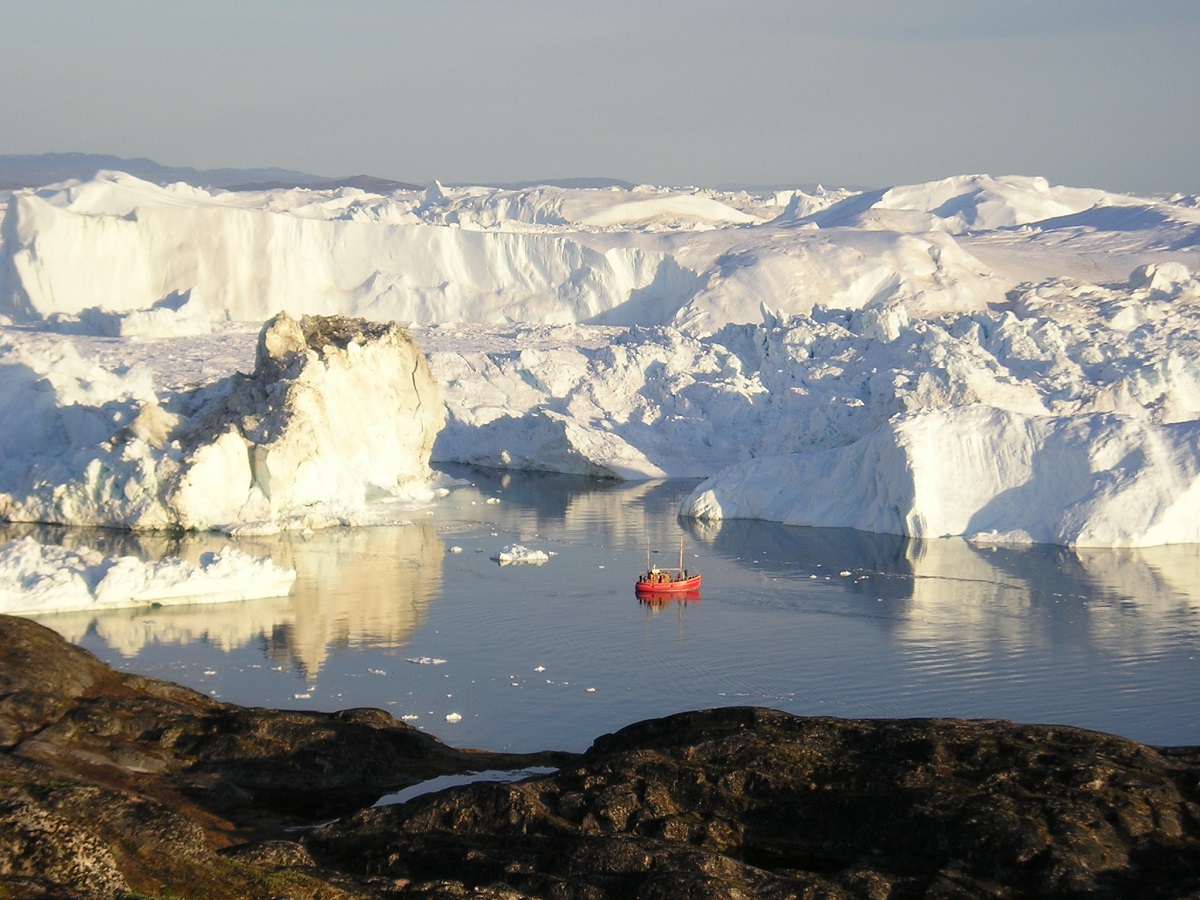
[2,1,1199,194]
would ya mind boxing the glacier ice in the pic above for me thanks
[1,170,1200,550]
[0,312,444,532]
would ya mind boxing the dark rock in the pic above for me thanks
[5,613,1200,898]
[0,614,570,898]
[221,837,316,868]
[310,707,1200,898]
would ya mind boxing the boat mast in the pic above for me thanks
[679,536,684,571]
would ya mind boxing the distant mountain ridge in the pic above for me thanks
[0,152,422,192]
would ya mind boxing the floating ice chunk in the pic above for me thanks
[967,529,1035,545]
[534,665,546,672]
[445,712,462,723]
[449,546,463,553]
[407,656,447,665]
[495,544,550,565]
[0,537,296,615]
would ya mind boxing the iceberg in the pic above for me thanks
[0,170,1199,547]
[495,544,551,566]
[0,312,444,532]
[0,536,295,614]
[681,406,1200,549]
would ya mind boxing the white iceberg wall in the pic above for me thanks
[0,174,699,327]
[676,228,1004,333]
[427,326,776,478]
[423,257,1200,494]
[3,171,1199,546]
[682,406,1200,548]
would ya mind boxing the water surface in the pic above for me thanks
[18,467,1200,753]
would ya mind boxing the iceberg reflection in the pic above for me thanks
[17,522,443,675]
[691,516,1200,655]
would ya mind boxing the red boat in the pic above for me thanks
[634,539,701,596]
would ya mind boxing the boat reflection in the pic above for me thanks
[638,591,700,608]
[638,591,699,640]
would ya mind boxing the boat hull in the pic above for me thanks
[635,575,702,595]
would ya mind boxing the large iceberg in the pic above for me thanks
[1,170,1200,547]
[0,312,444,532]
[682,406,1200,548]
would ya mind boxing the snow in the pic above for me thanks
[0,536,295,614]
[0,169,1199,579]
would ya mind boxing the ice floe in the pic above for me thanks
[0,536,295,614]
[495,544,552,565]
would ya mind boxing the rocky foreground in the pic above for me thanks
[2,615,1200,898]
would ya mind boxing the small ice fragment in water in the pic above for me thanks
[840,570,852,577]
[495,544,550,565]
[407,657,447,665]
[486,497,500,504]
[586,687,596,693]
[445,712,462,723]
[534,665,545,672]
[449,546,463,554]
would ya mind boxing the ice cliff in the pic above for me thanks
[0,313,443,532]
[3,170,1200,547]
[682,406,1200,548]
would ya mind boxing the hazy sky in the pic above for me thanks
[3,1,1198,193]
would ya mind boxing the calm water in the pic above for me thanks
[16,466,1200,753]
